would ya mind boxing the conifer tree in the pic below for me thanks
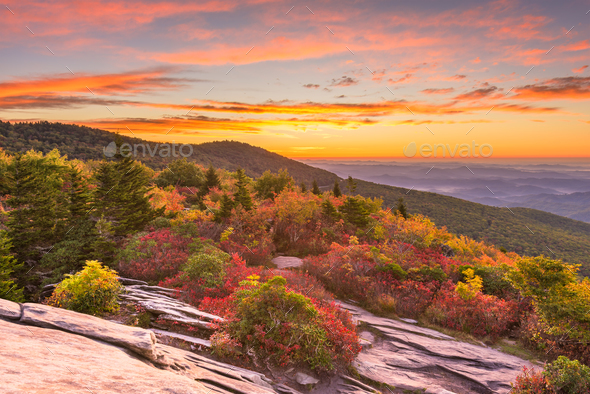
[340,196,371,227]
[300,182,307,193]
[200,164,221,197]
[333,180,342,197]
[41,165,103,276]
[346,176,357,194]
[321,199,339,221]
[233,168,253,211]
[67,165,93,220]
[396,197,409,219]
[0,231,23,302]
[93,141,162,236]
[6,151,67,261]
[215,194,235,222]
[311,179,322,195]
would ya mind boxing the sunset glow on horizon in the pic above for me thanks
[1,0,589,158]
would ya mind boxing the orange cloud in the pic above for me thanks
[454,86,501,101]
[79,113,377,136]
[421,88,455,95]
[562,40,590,52]
[0,68,202,98]
[445,75,467,81]
[513,77,590,101]
[573,65,588,74]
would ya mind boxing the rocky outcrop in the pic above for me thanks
[0,297,21,320]
[272,256,304,269]
[0,297,299,394]
[21,302,159,360]
[339,301,533,394]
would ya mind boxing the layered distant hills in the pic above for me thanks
[302,159,590,223]
[2,120,589,275]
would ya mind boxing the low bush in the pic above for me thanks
[47,260,122,315]
[511,356,590,393]
[425,281,519,338]
[180,246,231,288]
[211,275,360,371]
[161,252,260,305]
[376,262,407,280]
[390,280,437,318]
[117,227,204,283]
[521,314,590,366]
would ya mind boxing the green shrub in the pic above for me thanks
[47,260,122,315]
[511,356,590,393]
[376,262,407,280]
[407,264,447,283]
[459,264,515,297]
[151,216,172,229]
[545,356,590,393]
[182,246,231,288]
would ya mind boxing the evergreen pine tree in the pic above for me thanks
[321,199,340,221]
[233,168,253,211]
[67,165,93,219]
[93,141,162,236]
[200,164,221,197]
[340,196,371,227]
[396,197,409,219]
[215,194,235,222]
[333,180,342,197]
[0,231,24,302]
[6,152,67,261]
[346,176,357,194]
[311,179,322,195]
[41,165,104,277]
[300,182,307,193]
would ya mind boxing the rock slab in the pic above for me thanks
[339,301,533,394]
[1,302,298,394]
[0,298,22,320]
[272,256,304,269]
[20,303,158,361]
[0,318,284,394]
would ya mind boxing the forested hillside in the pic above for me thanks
[1,120,589,275]
[352,180,590,276]
[0,120,336,185]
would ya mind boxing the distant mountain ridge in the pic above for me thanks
[0,120,336,185]
[1,120,589,275]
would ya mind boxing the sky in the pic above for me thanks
[1,0,589,158]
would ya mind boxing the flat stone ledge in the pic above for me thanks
[0,298,22,320]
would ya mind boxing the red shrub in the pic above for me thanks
[510,366,547,393]
[390,280,437,318]
[160,253,261,306]
[426,281,519,338]
[210,276,360,371]
[117,228,202,282]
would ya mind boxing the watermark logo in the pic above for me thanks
[103,141,194,158]
[403,141,493,158]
